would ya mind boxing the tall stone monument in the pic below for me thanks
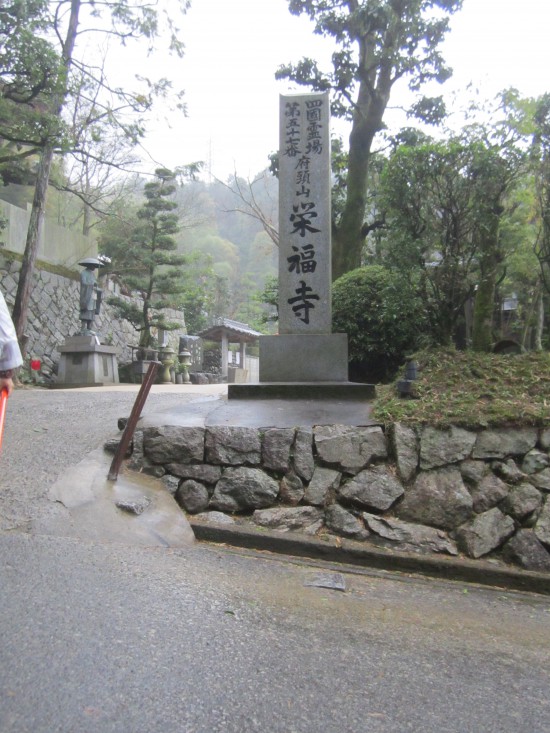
[229,92,374,400]
[257,93,355,394]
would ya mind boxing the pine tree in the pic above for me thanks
[104,168,187,348]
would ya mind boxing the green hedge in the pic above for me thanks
[332,265,426,383]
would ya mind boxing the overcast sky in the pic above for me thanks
[135,0,550,179]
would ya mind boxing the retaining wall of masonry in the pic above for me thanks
[123,421,550,573]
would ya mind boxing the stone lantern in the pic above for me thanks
[178,346,191,384]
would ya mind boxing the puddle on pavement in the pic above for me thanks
[39,449,195,548]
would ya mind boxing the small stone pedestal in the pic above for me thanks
[56,335,119,387]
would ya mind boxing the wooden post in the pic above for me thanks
[107,361,159,481]
[221,331,229,380]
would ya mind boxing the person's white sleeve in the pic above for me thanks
[0,291,23,370]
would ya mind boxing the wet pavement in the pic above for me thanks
[40,448,195,548]
[1,383,550,733]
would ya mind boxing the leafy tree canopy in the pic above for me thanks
[9,0,192,344]
[0,0,63,182]
[280,0,460,119]
[379,120,527,349]
[277,0,463,279]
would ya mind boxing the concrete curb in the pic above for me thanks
[190,520,550,595]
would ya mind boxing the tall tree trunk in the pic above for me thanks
[521,282,540,349]
[471,267,497,352]
[534,287,544,351]
[332,45,392,281]
[12,145,54,346]
[472,263,498,352]
[10,0,81,351]
[471,218,500,352]
[333,114,376,279]
[82,191,91,236]
[82,209,90,236]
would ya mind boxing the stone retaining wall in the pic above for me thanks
[125,421,550,573]
[0,254,186,377]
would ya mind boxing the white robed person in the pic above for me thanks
[0,289,23,396]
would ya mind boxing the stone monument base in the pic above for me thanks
[229,333,375,401]
[259,333,349,382]
[55,335,119,387]
[228,381,375,401]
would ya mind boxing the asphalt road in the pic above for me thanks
[1,386,550,733]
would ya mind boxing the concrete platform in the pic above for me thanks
[138,393,376,429]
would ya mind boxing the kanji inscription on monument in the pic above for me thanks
[257,91,349,384]
[279,92,331,335]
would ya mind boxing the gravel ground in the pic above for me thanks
[0,385,221,530]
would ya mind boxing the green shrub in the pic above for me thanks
[332,265,427,382]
